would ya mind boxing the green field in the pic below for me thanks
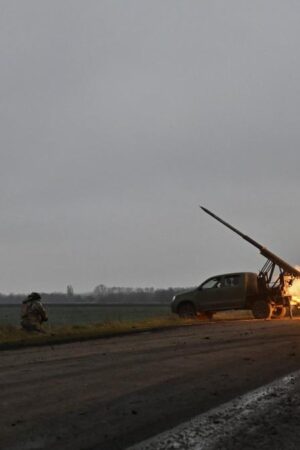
[0,305,254,350]
[0,304,172,326]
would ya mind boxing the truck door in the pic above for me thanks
[196,276,223,310]
[219,274,245,309]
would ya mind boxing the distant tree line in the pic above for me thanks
[0,285,188,305]
[92,285,185,304]
[0,293,88,305]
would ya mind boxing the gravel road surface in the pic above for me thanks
[130,370,300,449]
[1,318,300,449]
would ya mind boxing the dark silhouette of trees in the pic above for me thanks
[0,286,188,304]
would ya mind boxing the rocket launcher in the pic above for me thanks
[201,206,300,279]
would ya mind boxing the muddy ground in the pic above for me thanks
[1,318,300,450]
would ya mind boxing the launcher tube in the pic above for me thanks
[201,206,300,278]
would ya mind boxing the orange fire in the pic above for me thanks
[287,266,300,304]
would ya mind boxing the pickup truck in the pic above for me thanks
[171,272,297,320]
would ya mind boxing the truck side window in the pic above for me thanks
[224,275,240,287]
[201,277,222,289]
[232,275,239,286]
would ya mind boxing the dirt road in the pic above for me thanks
[1,318,300,450]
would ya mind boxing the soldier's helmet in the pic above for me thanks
[27,292,41,301]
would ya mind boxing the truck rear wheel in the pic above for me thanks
[252,300,273,319]
[272,306,287,319]
[177,302,196,318]
[204,311,214,320]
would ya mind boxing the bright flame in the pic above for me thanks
[287,266,300,305]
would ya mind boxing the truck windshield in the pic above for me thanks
[201,277,221,289]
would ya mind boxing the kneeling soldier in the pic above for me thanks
[21,292,48,332]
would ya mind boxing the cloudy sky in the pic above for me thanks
[1,1,300,293]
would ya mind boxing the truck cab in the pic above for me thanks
[171,272,258,318]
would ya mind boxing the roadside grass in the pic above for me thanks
[0,316,199,350]
[0,310,254,350]
[217,310,253,320]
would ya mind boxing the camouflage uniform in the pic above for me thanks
[21,293,48,332]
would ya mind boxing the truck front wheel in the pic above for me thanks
[252,300,273,320]
[177,302,196,318]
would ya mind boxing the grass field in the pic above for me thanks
[0,304,253,350]
[0,304,171,326]
[0,316,197,350]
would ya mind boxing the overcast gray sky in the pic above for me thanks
[1,0,300,293]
